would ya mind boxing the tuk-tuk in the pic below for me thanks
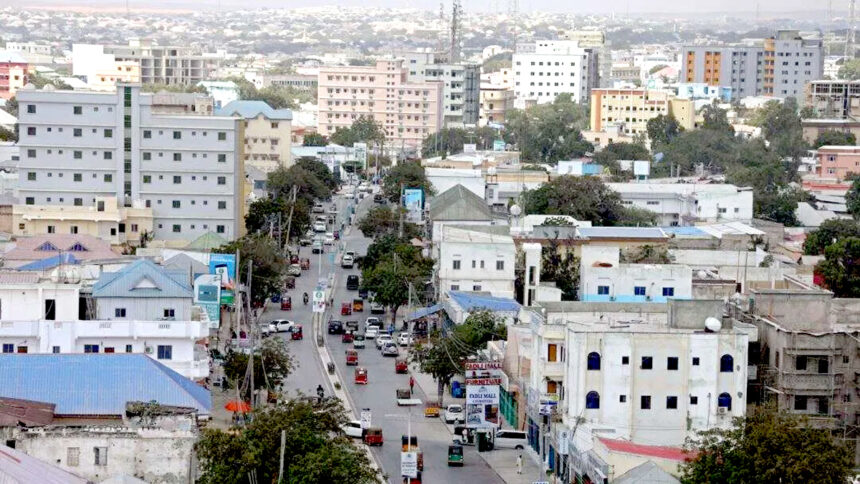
[300,258,310,270]
[291,324,303,340]
[280,295,291,311]
[341,303,352,316]
[402,473,421,484]
[290,254,300,264]
[342,330,354,343]
[355,367,368,385]
[353,299,364,312]
[285,276,296,289]
[395,357,408,374]
[363,426,382,446]
[447,443,464,466]
[345,349,358,366]
[424,402,440,418]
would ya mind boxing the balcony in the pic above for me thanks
[541,359,565,379]
[0,320,209,340]
[781,372,837,392]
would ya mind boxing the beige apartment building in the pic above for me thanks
[217,100,293,172]
[317,60,443,150]
[587,88,695,146]
[13,197,153,248]
[479,86,515,126]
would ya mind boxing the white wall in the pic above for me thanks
[426,168,484,199]
[0,284,80,321]
[438,236,516,299]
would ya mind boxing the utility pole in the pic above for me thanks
[848,0,857,58]
[284,185,298,256]
[398,183,405,238]
[246,260,254,407]
[277,429,286,483]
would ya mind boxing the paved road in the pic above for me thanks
[323,193,504,484]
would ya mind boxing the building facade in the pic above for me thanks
[512,40,598,108]
[16,83,244,243]
[607,183,754,226]
[479,85,515,127]
[589,88,695,139]
[437,225,516,299]
[681,30,823,100]
[217,100,293,172]
[816,145,860,181]
[402,52,480,127]
[0,51,28,99]
[805,80,860,119]
[317,60,443,150]
[578,246,693,303]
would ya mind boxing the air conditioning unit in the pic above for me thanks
[717,407,727,415]
[144,346,153,354]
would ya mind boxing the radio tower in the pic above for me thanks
[847,0,857,57]
[450,0,462,63]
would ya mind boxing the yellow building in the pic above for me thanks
[13,197,154,248]
[217,100,293,173]
[479,86,515,127]
[588,88,694,147]
[89,61,141,91]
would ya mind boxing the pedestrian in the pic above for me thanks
[221,375,228,392]
[461,427,469,444]
[516,454,523,474]
[409,375,415,395]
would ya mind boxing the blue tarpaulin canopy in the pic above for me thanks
[406,303,444,321]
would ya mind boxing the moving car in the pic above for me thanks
[382,342,399,357]
[323,233,335,245]
[353,334,366,349]
[312,203,325,214]
[365,317,382,329]
[342,420,363,439]
[444,404,465,424]
[288,264,302,276]
[342,253,354,268]
[313,221,326,232]
[365,327,379,339]
[268,320,295,333]
[346,275,360,290]
[299,235,312,246]
[327,320,344,334]
[345,321,359,332]
[376,334,393,349]
[311,240,324,254]
[397,332,413,347]
[370,302,384,314]
[493,430,528,450]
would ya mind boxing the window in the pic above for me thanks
[143,175,151,184]
[173,175,182,184]
[172,200,181,208]
[157,345,173,360]
[662,287,675,297]
[125,344,133,353]
[52,346,60,353]
[104,174,112,182]
[143,130,151,138]
[496,260,505,271]
[1,344,12,353]
[622,356,629,365]
[67,447,80,467]
[216,225,225,234]
[114,308,126,318]
[619,395,627,403]
[26,104,35,114]
[73,106,82,115]
[73,128,82,137]
[104,129,112,138]
[94,447,108,466]
[104,151,112,160]
[73,198,82,206]
[45,299,55,320]
[641,395,651,409]
[795,395,807,410]
[25,197,34,205]
[173,224,181,233]
[450,284,460,290]
[218,154,227,163]
[634,286,646,296]
[173,153,182,162]
[217,176,226,185]
[585,391,600,409]
[597,285,610,295]
[84,344,99,353]
[453,260,461,270]
[720,354,734,372]
[218,132,226,140]
[718,392,732,411]
[692,357,700,366]
[27,172,36,181]
[164,309,175,318]
[587,352,601,370]
[472,285,482,291]
[74,150,82,159]
[27,126,36,136]
[27,149,36,158]
[641,356,653,369]
[547,344,558,362]
[173,131,181,139]
[667,357,679,370]
[70,226,78,234]
[666,396,678,409]
[690,396,698,405]
[218,201,227,210]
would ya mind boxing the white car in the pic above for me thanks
[370,302,384,314]
[353,334,366,349]
[376,334,393,350]
[288,264,302,276]
[444,404,465,424]
[342,254,354,268]
[313,222,326,233]
[268,320,295,333]
[323,233,335,245]
[397,333,413,347]
[342,420,363,438]
[365,317,382,330]
[382,342,399,357]
[365,327,379,339]
[312,204,325,214]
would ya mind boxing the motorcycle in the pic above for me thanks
[303,293,309,305]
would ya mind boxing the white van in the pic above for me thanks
[493,430,528,450]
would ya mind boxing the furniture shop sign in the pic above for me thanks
[466,384,500,429]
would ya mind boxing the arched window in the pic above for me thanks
[720,354,734,373]
[586,391,600,409]
[718,392,732,411]
[587,352,601,370]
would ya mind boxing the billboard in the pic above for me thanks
[466,384,500,429]
[209,254,237,305]
[493,139,505,151]
[194,274,222,328]
[353,142,368,169]
[402,188,424,224]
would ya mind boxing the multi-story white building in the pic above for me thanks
[512,40,598,108]
[402,51,480,127]
[437,225,515,299]
[578,246,692,303]
[607,182,754,226]
[16,83,244,243]
[0,259,210,379]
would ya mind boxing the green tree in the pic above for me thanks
[700,101,734,134]
[268,165,332,206]
[302,132,328,146]
[749,98,807,160]
[848,177,860,219]
[381,160,434,203]
[592,142,651,177]
[0,126,16,142]
[660,128,737,177]
[295,157,337,191]
[503,93,593,163]
[521,176,655,226]
[196,399,377,484]
[142,83,207,94]
[4,97,17,117]
[482,52,512,73]
[329,115,385,147]
[245,197,310,239]
[803,219,860,254]
[357,205,420,239]
[223,338,295,399]
[219,234,287,303]
[726,140,801,225]
[814,129,857,149]
[361,258,428,323]
[646,114,684,147]
[421,126,498,157]
[817,237,860,297]
[540,242,580,300]
[680,407,852,484]
[838,58,860,80]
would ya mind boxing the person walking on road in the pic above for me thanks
[409,375,415,395]
[516,454,523,474]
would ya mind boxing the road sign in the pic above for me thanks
[465,377,502,385]
[312,289,326,313]
[465,362,502,370]
[360,409,372,429]
[401,451,418,478]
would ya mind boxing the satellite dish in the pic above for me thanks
[696,270,707,279]
[705,317,722,332]
[509,204,521,216]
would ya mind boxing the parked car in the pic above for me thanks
[353,334,366,349]
[324,233,335,245]
[444,404,465,424]
[370,302,384,314]
[493,430,528,450]
[342,253,354,268]
[346,275,360,290]
[313,221,326,232]
[397,332,413,347]
[373,194,385,204]
[328,320,344,334]
[376,334,393,350]
[268,320,295,333]
[299,235,312,246]
[311,241,324,254]
[288,264,302,276]
[312,203,325,214]
[382,342,399,357]
[365,327,379,339]
[342,420,363,439]
[328,206,338,215]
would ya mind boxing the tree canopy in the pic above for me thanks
[268,164,333,207]
[359,234,432,321]
[813,130,857,149]
[302,132,328,147]
[838,58,860,80]
[681,407,853,484]
[817,237,860,297]
[223,337,295,399]
[329,115,385,147]
[219,234,287,303]
[357,205,421,239]
[592,142,650,178]
[381,160,434,203]
[848,178,860,219]
[245,197,311,239]
[803,219,860,255]
[421,126,499,158]
[226,76,315,109]
[646,114,684,148]
[521,176,656,226]
[502,94,593,163]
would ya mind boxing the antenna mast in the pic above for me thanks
[450,0,462,63]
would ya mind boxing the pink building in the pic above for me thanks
[317,60,443,150]
[817,145,860,181]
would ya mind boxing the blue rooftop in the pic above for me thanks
[661,226,707,236]
[406,303,444,321]
[0,354,211,416]
[216,100,292,121]
[577,227,668,239]
[448,291,521,313]
[18,253,80,271]
[93,258,192,299]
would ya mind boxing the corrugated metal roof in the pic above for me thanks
[599,437,690,461]
[613,461,680,484]
[216,100,293,120]
[0,443,90,484]
[92,258,192,298]
[448,291,521,313]
[577,227,668,239]
[18,253,80,271]
[428,184,492,222]
[186,231,227,251]
[0,354,211,416]
[0,272,41,284]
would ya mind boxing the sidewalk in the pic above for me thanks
[409,365,542,484]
